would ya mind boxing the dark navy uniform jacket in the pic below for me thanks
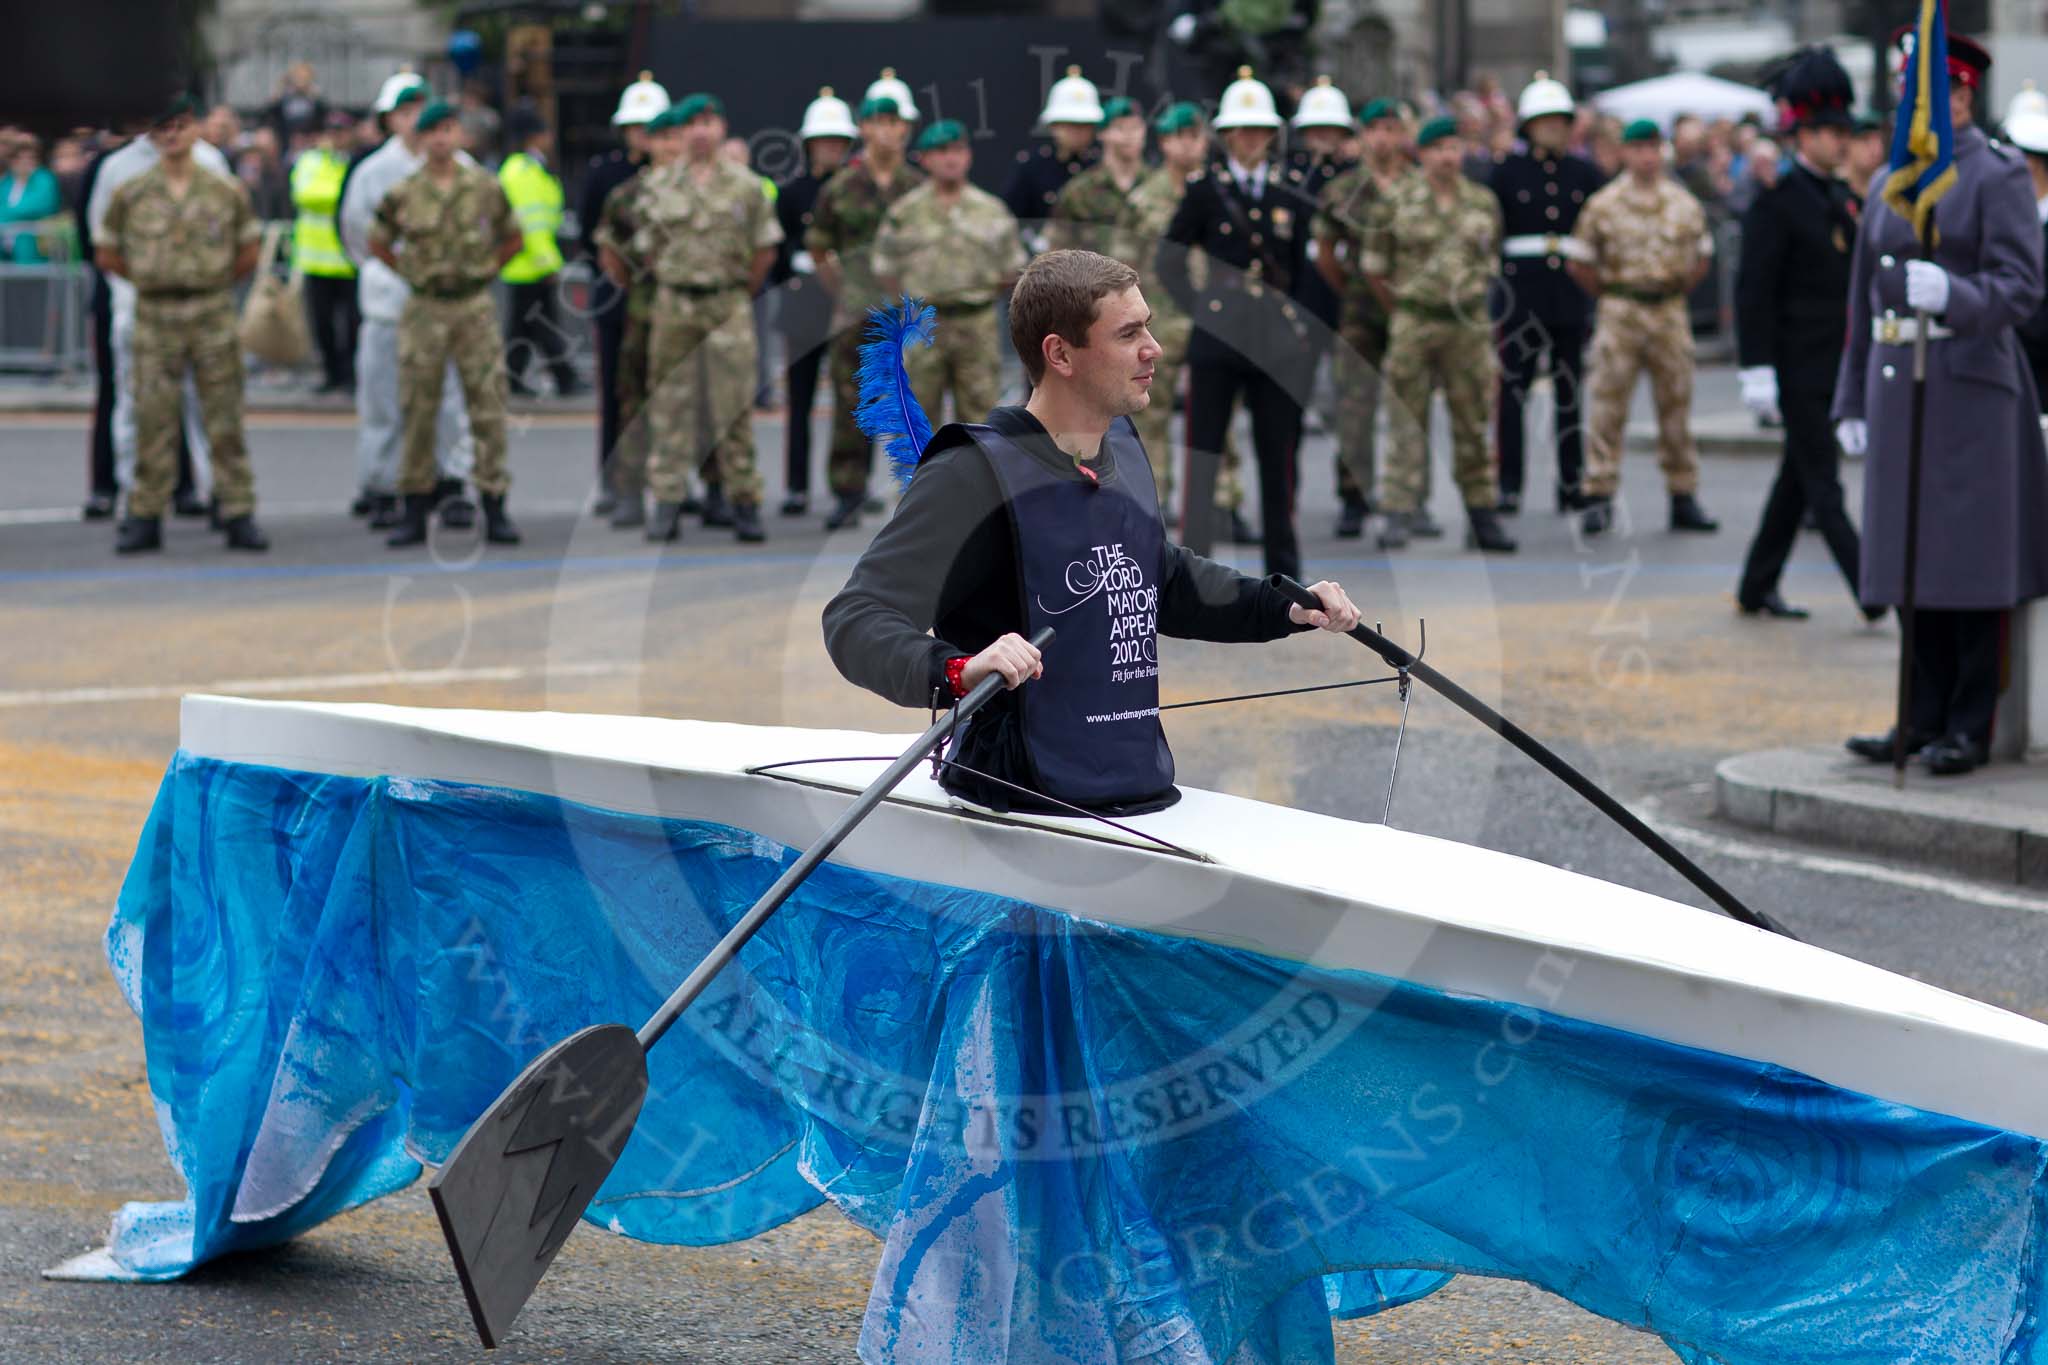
[1156,159,1319,382]
[1488,147,1603,331]
[1737,159,1857,396]
[1001,141,1098,237]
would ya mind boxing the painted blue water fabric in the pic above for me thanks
[87,751,2048,1363]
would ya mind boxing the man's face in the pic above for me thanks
[1621,139,1664,178]
[682,112,725,159]
[1222,126,1272,166]
[1361,117,1400,162]
[650,126,685,165]
[1158,127,1205,173]
[1062,285,1160,419]
[1100,114,1146,162]
[1418,136,1462,180]
[204,105,238,149]
[151,114,197,159]
[1051,122,1095,156]
[807,135,850,174]
[1672,117,1703,158]
[1524,113,1570,154]
[1849,129,1887,175]
[1297,126,1347,157]
[422,120,462,160]
[1796,124,1848,173]
[921,141,970,185]
[625,124,650,156]
[861,113,908,157]
[388,103,421,139]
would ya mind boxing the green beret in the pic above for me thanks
[1356,97,1398,126]
[1621,118,1662,144]
[672,93,724,124]
[1414,115,1458,148]
[156,92,201,126]
[646,106,687,133]
[389,82,427,111]
[916,119,967,152]
[1854,109,1883,134]
[1152,101,1203,135]
[414,100,457,134]
[857,95,902,122]
[1100,97,1138,124]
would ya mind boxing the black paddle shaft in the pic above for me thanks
[637,626,1054,1050]
[1276,581,1793,939]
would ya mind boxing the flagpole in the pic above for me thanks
[1894,268,1930,789]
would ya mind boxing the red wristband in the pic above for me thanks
[944,655,970,698]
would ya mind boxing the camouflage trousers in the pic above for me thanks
[906,303,1002,428]
[1333,310,1389,505]
[1381,309,1498,513]
[1584,296,1698,498]
[647,285,761,507]
[826,320,871,498]
[131,292,253,519]
[398,292,508,496]
[609,282,655,498]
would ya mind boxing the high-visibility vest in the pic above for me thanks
[290,148,354,279]
[499,151,565,284]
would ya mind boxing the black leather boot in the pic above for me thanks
[367,493,402,530]
[610,494,645,529]
[646,501,685,542]
[221,514,270,552]
[824,491,863,531]
[385,493,434,548]
[1670,492,1719,533]
[700,486,734,528]
[480,493,521,545]
[115,515,162,554]
[1465,506,1518,554]
[1335,495,1368,539]
[731,502,765,543]
[1580,497,1614,536]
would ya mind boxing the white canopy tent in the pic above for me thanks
[1590,71,1777,128]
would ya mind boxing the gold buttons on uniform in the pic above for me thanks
[1880,254,1896,268]
[1546,182,1558,195]
[1546,206,1559,220]
[1220,222,1232,234]
[1518,190,1530,202]
[1250,233,1262,245]
[1209,299,1222,311]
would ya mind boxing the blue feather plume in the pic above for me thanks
[853,297,938,489]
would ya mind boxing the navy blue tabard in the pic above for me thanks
[958,416,1175,810]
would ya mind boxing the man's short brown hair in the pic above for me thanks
[1008,249,1140,383]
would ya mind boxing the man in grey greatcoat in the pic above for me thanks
[1832,29,2048,775]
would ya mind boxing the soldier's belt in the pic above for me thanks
[930,299,994,317]
[1603,283,1684,305]
[1502,234,1592,264]
[415,280,489,301]
[1871,315,1953,345]
[136,285,222,301]
[1394,296,1487,322]
[661,280,744,296]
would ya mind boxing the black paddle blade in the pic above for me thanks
[429,1023,650,1348]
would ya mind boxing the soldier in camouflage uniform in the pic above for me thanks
[369,100,525,548]
[1314,97,1410,538]
[96,96,268,554]
[806,93,924,530]
[636,93,783,544]
[593,104,686,529]
[1568,119,1719,537]
[1050,97,1148,260]
[1363,115,1514,553]
[873,120,1025,425]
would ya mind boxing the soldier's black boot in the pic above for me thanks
[1495,491,1521,516]
[385,493,434,548]
[780,492,809,517]
[646,501,685,543]
[1376,511,1411,550]
[367,493,402,530]
[700,486,734,528]
[436,478,475,530]
[1579,496,1614,536]
[732,502,765,543]
[221,514,270,552]
[1335,495,1369,539]
[1465,505,1518,554]
[481,493,521,545]
[823,491,863,531]
[610,494,645,530]
[1408,507,1445,539]
[114,515,162,555]
[1669,492,1719,533]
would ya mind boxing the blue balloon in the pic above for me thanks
[448,29,481,76]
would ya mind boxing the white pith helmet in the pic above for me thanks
[1040,65,1104,126]
[799,86,857,140]
[612,71,671,126]
[1214,67,1283,130]
[1291,76,1353,129]
[1516,71,1575,125]
[864,68,920,122]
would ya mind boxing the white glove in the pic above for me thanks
[1835,418,1868,456]
[1905,259,1950,314]
[791,250,816,275]
[1738,366,1779,419]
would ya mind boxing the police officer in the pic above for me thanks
[1364,115,1514,553]
[1836,29,2048,775]
[637,93,783,544]
[580,73,668,515]
[97,95,268,554]
[292,110,359,394]
[368,100,525,548]
[1570,120,1720,536]
[1002,66,1101,251]
[1490,73,1602,515]
[873,120,1026,424]
[592,104,687,530]
[1314,98,1410,538]
[340,76,476,531]
[1157,67,1316,581]
[499,108,579,397]
[807,76,924,530]
[771,87,855,518]
[1733,47,1871,621]
[1083,100,1199,504]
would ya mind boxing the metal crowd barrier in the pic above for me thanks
[0,262,91,378]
